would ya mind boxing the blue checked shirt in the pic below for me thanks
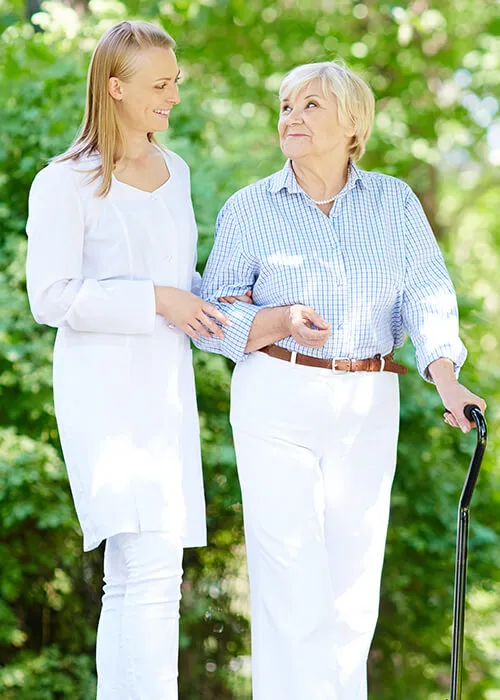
[195,160,467,381]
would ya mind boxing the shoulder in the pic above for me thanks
[163,147,190,176]
[220,173,278,219]
[356,167,412,201]
[30,155,100,197]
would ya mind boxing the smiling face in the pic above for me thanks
[108,46,180,135]
[278,78,353,163]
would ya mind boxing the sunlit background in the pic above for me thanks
[0,0,499,698]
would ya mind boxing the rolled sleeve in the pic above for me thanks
[194,204,261,362]
[401,187,467,382]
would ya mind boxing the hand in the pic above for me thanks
[285,305,331,348]
[154,286,229,340]
[218,290,253,304]
[439,382,486,433]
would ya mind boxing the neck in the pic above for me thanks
[291,153,350,202]
[115,129,158,163]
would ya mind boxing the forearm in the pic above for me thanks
[245,306,290,353]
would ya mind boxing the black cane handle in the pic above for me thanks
[459,405,487,510]
[443,404,487,507]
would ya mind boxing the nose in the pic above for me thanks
[285,106,303,124]
[168,82,181,106]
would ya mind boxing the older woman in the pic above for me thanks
[196,61,486,700]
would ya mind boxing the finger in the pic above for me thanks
[190,319,214,339]
[221,295,252,304]
[444,412,459,428]
[199,312,225,339]
[452,408,471,433]
[237,295,254,304]
[203,304,230,326]
[295,334,330,348]
[182,324,200,340]
[296,328,330,344]
[304,309,331,330]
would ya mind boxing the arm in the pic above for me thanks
[400,186,467,381]
[195,205,330,360]
[400,187,486,431]
[26,165,156,334]
[244,307,290,352]
[244,305,331,353]
[194,205,263,362]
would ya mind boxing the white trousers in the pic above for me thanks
[95,531,183,700]
[230,352,400,700]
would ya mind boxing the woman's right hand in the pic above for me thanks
[154,286,229,340]
[285,305,331,348]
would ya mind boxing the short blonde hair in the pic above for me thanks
[55,21,176,197]
[279,60,374,161]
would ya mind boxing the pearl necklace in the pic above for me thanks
[311,195,336,205]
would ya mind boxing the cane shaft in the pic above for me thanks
[450,509,469,700]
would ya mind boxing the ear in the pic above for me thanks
[108,77,124,101]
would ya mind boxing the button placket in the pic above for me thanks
[155,196,178,277]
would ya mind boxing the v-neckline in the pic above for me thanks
[112,145,173,195]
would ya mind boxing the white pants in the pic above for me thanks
[230,352,400,700]
[96,531,183,700]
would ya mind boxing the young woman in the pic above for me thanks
[25,20,227,700]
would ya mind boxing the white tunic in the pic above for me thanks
[25,146,207,552]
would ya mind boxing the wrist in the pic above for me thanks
[154,286,173,316]
[280,305,292,336]
[428,357,458,391]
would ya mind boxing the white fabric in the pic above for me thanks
[96,531,184,700]
[25,146,206,551]
[230,351,401,700]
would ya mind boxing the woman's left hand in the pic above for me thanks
[219,290,254,304]
[439,382,487,433]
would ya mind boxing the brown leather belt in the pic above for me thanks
[258,345,407,374]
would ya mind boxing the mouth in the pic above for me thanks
[286,133,308,138]
[153,109,171,119]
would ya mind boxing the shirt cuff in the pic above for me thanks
[219,301,262,363]
[194,301,261,363]
[420,341,468,383]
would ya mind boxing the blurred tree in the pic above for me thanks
[0,0,499,698]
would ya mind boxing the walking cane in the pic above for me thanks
[447,404,487,700]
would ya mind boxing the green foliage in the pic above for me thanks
[0,0,499,698]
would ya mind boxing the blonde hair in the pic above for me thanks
[55,21,175,197]
[279,60,374,161]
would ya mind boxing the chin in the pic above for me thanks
[152,122,170,133]
[282,144,310,161]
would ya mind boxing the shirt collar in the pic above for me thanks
[267,158,369,196]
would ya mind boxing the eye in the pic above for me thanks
[155,83,168,90]
[281,104,291,113]
[306,101,318,108]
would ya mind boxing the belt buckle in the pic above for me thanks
[331,357,351,374]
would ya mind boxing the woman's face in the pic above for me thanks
[278,78,352,162]
[109,47,180,134]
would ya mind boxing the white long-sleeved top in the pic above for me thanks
[26,146,206,552]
